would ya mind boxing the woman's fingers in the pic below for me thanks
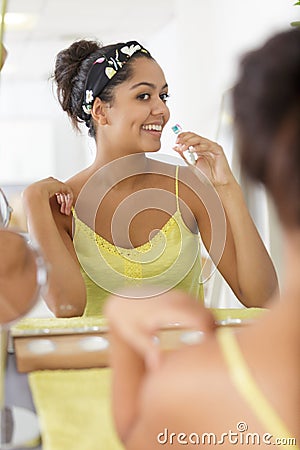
[173,132,222,168]
[106,292,216,370]
[176,133,221,153]
[172,131,234,185]
[52,176,74,215]
[55,192,73,215]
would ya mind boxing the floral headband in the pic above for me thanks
[81,40,151,121]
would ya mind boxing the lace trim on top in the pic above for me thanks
[72,207,178,257]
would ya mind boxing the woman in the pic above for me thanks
[106,29,300,448]
[23,39,277,317]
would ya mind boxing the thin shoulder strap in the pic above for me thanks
[217,327,298,447]
[175,165,180,211]
[71,206,77,219]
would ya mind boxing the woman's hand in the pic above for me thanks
[174,132,235,187]
[105,289,215,371]
[23,177,73,216]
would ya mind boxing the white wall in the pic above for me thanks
[1,1,297,182]
[0,80,93,184]
[172,0,297,138]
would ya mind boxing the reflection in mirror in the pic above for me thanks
[0,229,47,448]
[0,229,47,324]
[0,188,13,228]
[0,2,296,322]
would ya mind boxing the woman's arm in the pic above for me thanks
[23,177,86,317]
[175,132,278,307]
[214,179,278,306]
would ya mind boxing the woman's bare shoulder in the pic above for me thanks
[125,337,236,449]
[141,338,224,417]
[65,167,94,199]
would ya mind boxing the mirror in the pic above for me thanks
[0,2,297,318]
[0,229,47,324]
[0,229,47,448]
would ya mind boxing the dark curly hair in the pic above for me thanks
[53,39,153,138]
[233,29,300,227]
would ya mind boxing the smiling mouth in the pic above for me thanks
[142,124,163,132]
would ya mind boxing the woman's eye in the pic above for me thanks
[160,92,170,103]
[137,93,150,100]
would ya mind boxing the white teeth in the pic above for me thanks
[142,124,162,131]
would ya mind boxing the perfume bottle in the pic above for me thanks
[171,123,198,166]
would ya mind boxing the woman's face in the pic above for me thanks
[104,57,170,155]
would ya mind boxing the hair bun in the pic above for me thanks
[53,39,102,127]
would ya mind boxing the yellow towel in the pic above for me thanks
[13,307,265,335]
[211,307,266,324]
[12,316,108,334]
[29,368,124,450]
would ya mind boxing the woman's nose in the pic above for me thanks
[151,98,170,117]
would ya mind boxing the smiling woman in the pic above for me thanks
[22,38,277,320]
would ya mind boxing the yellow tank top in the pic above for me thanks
[72,166,204,316]
[217,327,299,448]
